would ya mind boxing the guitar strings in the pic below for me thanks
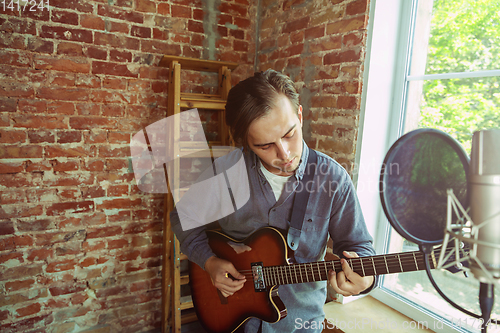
[230,251,445,283]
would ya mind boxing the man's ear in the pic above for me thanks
[298,105,303,126]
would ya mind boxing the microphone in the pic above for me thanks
[469,129,500,333]
[469,129,500,282]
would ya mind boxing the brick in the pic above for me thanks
[107,20,129,34]
[0,129,26,144]
[51,9,79,25]
[29,130,55,143]
[97,4,144,23]
[46,201,94,216]
[57,42,83,56]
[50,0,93,12]
[305,25,325,39]
[158,2,170,15]
[234,40,249,52]
[102,104,125,117]
[97,198,142,210]
[69,116,117,130]
[86,226,122,239]
[123,222,161,234]
[1,264,42,281]
[37,87,89,101]
[229,29,245,40]
[131,25,151,38]
[81,14,105,30]
[0,221,15,235]
[0,81,34,98]
[0,145,43,158]
[92,61,138,78]
[83,160,105,173]
[0,97,16,112]
[52,160,80,172]
[187,20,203,33]
[0,314,52,333]
[219,2,247,17]
[347,0,368,16]
[28,248,54,261]
[0,160,25,174]
[94,32,140,50]
[0,31,25,50]
[12,114,68,129]
[318,138,354,154]
[171,5,191,18]
[109,50,132,63]
[140,246,161,259]
[57,131,82,143]
[17,218,53,232]
[40,26,93,43]
[85,46,107,60]
[311,95,337,108]
[282,43,303,57]
[16,303,41,318]
[0,50,31,67]
[75,75,100,90]
[0,17,37,34]
[49,282,86,295]
[337,95,359,109]
[310,35,342,53]
[136,0,156,13]
[283,17,310,34]
[0,173,43,188]
[35,56,90,73]
[26,37,54,54]
[47,101,75,115]
[0,251,24,265]
[343,32,364,48]
[326,16,366,35]
[44,172,94,187]
[35,230,85,246]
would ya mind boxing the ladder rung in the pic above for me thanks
[181,311,198,325]
[180,99,226,110]
[180,274,189,285]
[180,296,194,310]
[159,55,238,72]
[181,92,223,101]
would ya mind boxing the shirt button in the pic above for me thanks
[308,218,313,222]
[291,242,295,247]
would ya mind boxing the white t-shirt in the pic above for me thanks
[259,162,292,200]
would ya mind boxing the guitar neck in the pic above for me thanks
[263,250,437,286]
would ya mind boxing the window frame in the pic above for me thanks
[355,0,479,332]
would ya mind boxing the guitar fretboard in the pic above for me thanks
[262,250,437,286]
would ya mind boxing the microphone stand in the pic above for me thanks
[422,245,498,333]
[479,283,494,333]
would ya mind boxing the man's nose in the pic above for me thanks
[276,140,290,160]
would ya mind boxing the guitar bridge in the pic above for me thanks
[251,262,266,292]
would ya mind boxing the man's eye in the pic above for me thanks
[285,131,295,139]
[261,145,271,150]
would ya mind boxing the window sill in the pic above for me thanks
[323,295,435,332]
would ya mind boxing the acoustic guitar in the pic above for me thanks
[189,226,462,333]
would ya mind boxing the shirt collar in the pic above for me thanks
[248,140,309,180]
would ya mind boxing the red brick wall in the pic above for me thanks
[257,0,370,173]
[1,0,370,331]
[0,0,255,332]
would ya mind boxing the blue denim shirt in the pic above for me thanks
[171,141,376,333]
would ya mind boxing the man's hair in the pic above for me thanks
[225,69,300,149]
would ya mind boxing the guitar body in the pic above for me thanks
[189,227,290,333]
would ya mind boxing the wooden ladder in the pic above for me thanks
[160,55,238,333]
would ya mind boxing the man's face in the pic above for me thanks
[247,95,303,176]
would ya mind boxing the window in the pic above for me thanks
[358,0,500,332]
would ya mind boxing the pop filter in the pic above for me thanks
[380,128,470,246]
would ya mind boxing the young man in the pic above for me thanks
[171,70,376,333]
